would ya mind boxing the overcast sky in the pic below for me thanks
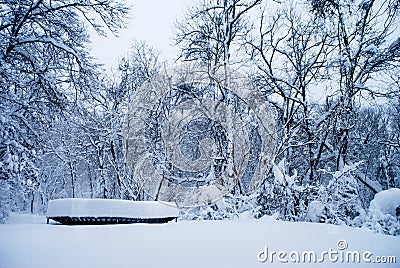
[89,0,195,72]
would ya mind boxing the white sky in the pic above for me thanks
[89,0,195,72]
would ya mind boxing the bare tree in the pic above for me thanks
[249,4,333,184]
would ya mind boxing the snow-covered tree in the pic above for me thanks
[175,0,264,197]
[0,0,128,219]
[39,41,161,203]
[175,0,260,70]
[307,0,400,170]
[251,0,399,223]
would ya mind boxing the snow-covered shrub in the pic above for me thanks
[357,188,400,236]
[369,188,400,217]
[180,194,258,220]
[305,164,365,225]
[256,159,305,221]
[361,212,400,236]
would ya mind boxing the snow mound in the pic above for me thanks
[47,199,179,219]
[369,188,400,217]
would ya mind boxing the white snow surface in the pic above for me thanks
[1,214,399,268]
[46,198,179,218]
[370,188,400,217]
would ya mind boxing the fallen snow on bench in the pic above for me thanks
[46,198,179,219]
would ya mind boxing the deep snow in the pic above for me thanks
[0,214,399,268]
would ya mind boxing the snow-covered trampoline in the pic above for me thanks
[46,199,179,225]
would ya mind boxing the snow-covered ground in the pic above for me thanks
[0,213,399,268]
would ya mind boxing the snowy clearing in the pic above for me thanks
[0,214,399,268]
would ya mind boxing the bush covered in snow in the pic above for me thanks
[252,160,400,236]
[256,159,306,222]
[305,164,366,225]
[179,194,258,220]
[369,188,400,217]
[356,188,400,236]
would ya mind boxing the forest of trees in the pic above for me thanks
[1,0,399,234]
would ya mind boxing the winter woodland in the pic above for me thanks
[0,0,399,235]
